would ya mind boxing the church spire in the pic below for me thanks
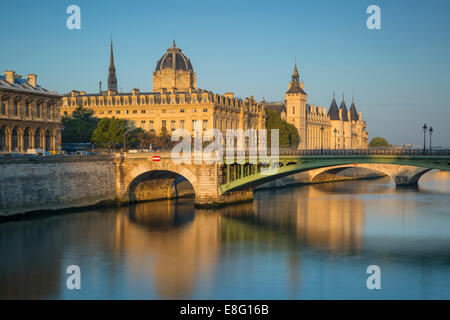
[108,37,118,92]
[291,63,299,87]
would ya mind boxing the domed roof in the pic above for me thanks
[155,41,193,72]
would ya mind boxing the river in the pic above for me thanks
[1,171,450,299]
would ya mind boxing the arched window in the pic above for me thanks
[36,103,41,118]
[12,127,18,151]
[35,128,41,148]
[0,126,7,151]
[24,128,31,151]
[45,130,52,151]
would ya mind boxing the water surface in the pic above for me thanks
[1,171,450,299]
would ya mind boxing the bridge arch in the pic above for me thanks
[119,160,199,203]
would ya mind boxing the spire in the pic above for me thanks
[328,92,340,120]
[339,93,349,121]
[108,37,118,92]
[173,39,176,48]
[349,94,358,121]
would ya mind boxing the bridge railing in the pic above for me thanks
[277,148,450,156]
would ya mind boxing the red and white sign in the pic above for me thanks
[152,155,161,161]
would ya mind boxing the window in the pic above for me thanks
[116,110,120,114]
[180,119,185,129]
[203,108,208,113]
[36,104,41,118]
[141,120,146,128]
[141,110,146,114]
[108,110,112,115]
[14,102,18,116]
[47,104,51,119]
[162,109,166,113]
[64,111,68,116]
[132,110,137,114]
[203,119,208,130]
[1,101,6,115]
[180,109,185,113]
[192,109,197,113]
[100,111,104,115]
[162,120,167,130]
[192,119,197,130]
[293,106,295,114]
[149,120,154,132]
[125,110,129,114]
[171,120,176,131]
[25,102,30,117]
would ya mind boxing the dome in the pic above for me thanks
[155,41,193,72]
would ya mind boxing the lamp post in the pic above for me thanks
[422,123,427,154]
[333,128,337,150]
[429,126,433,152]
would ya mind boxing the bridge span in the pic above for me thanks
[115,149,450,207]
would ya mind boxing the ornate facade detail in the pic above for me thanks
[0,70,62,153]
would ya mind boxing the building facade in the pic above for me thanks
[264,65,368,150]
[60,41,266,138]
[0,70,61,153]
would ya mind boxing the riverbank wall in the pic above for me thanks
[0,155,116,217]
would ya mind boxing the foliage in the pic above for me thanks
[91,117,130,150]
[369,137,389,148]
[265,109,300,148]
[62,106,99,143]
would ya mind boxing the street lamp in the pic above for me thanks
[429,126,433,152]
[320,126,324,154]
[333,128,337,150]
[422,123,427,154]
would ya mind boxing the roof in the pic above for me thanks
[0,75,58,96]
[328,97,340,120]
[349,100,358,121]
[155,42,193,72]
[264,102,286,115]
[286,86,307,94]
[340,99,349,121]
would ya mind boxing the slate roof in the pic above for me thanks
[155,42,193,72]
[349,100,358,121]
[0,75,58,95]
[339,99,349,121]
[328,97,340,120]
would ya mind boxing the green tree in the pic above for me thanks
[91,117,129,150]
[265,109,300,148]
[369,137,389,148]
[62,106,99,143]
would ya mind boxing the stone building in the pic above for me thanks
[0,70,61,153]
[264,65,368,150]
[60,41,266,138]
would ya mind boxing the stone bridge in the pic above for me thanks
[115,149,450,207]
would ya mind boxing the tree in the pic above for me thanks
[265,109,300,148]
[369,137,389,148]
[62,106,99,143]
[91,117,129,150]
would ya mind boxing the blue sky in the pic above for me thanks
[1,0,449,147]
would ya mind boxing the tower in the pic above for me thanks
[284,63,307,149]
[108,38,118,92]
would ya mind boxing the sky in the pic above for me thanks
[1,0,449,147]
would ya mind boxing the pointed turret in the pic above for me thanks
[328,92,340,120]
[286,63,306,94]
[108,38,118,92]
[349,95,358,121]
[339,94,349,121]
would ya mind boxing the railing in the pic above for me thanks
[278,148,450,156]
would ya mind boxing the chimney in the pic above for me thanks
[26,74,37,87]
[4,70,16,83]
[132,88,140,95]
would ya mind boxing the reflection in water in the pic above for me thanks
[1,171,450,299]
